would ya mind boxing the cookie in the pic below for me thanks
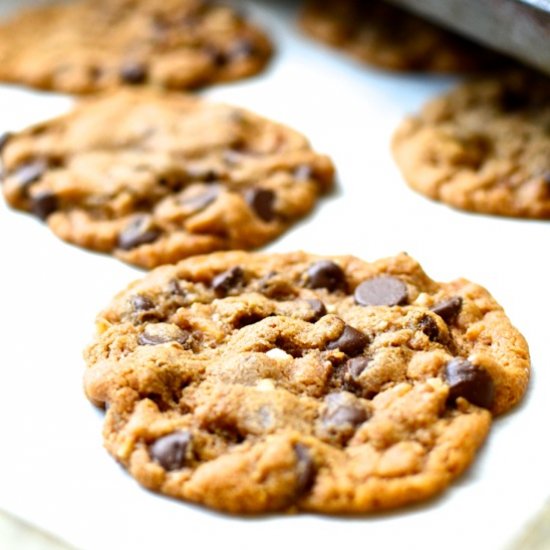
[392,70,550,218]
[0,90,334,268]
[0,0,272,94]
[83,250,530,514]
[299,0,505,73]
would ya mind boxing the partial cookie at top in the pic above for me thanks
[0,90,334,268]
[84,251,529,514]
[0,0,272,94]
[299,0,506,73]
[392,70,550,218]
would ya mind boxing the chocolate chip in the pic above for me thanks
[306,260,346,292]
[167,279,185,296]
[245,188,276,222]
[212,266,245,297]
[11,160,47,192]
[118,215,161,250]
[132,294,155,311]
[500,88,528,112]
[418,315,439,341]
[0,132,12,153]
[444,358,495,409]
[354,276,408,307]
[431,297,463,325]
[31,191,58,220]
[323,393,367,429]
[138,323,191,346]
[150,431,192,471]
[294,443,315,495]
[305,299,327,322]
[180,185,220,213]
[327,324,368,357]
[120,61,148,84]
[345,356,371,382]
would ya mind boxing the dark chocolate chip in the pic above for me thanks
[305,298,327,322]
[306,260,346,292]
[542,171,550,186]
[431,296,463,325]
[150,431,192,471]
[345,356,371,381]
[323,394,367,429]
[118,215,161,250]
[11,160,47,192]
[0,132,12,153]
[327,325,368,357]
[354,276,408,307]
[444,358,495,409]
[180,185,220,213]
[167,279,185,296]
[294,443,315,495]
[132,294,155,311]
[138,323,191,346]
[245,188,276,222]
[212,266,245,297]
[418,315,439,342]
[120,62,148,84]
[31,191,58,221]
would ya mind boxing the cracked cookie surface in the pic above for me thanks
[0,90,334,268]
[299,0,505,73]
[392,70,550,218]
[0,0,272,94]
[84,251,529,514]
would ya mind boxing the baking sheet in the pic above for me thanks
[0,1,549,549]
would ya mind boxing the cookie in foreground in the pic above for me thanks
[0,90,334,268]
[392,69,550,218]
[299,0,505,73]
[0,0,272,94]
[84,251,530,514]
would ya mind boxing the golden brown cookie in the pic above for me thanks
[0,90,334,268]
[392,70,550,218]
[0,0,272,94]
[299,0,505,73]
[84,251,530,514]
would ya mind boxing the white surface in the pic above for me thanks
[0,1,548,549]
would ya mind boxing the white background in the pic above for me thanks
[0,1,548,549]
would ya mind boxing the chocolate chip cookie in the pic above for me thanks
[0,0,272,94]
[300,0,505,73]
[84,251,530,514]
[0,90,334,268]
[392,70,550,218]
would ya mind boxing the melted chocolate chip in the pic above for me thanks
[499,88,528,112]
[120,61,148,84]
[306,260,346,292]
[431,297,463,325]
[305,298,327,322]
[212,266,245,297]
[323,394,367,429]
[354,276,408,307]
[11,160,47,192]
[418,315,439,341]
[132,294,155,311]
[245,188,276,222]
[150,431,192,471]
[118,216,161,250]
[138,323,191,346]
[294,443,316,495]
[444,358,495,409]
[327,325,368,357]
[167,279,185,296]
